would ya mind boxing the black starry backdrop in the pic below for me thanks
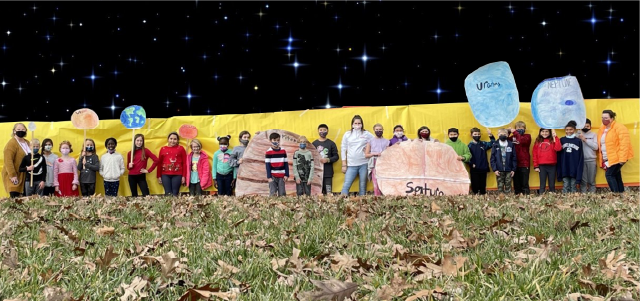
[0,1,638,121]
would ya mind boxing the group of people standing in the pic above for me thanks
[1,109,633,198]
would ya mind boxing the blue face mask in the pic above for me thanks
[567,134,576,139]
[85,146,94,152]
[516,129,525,135]
[272,141,279,147]
[299,143,306,149]
[32,148,39,154]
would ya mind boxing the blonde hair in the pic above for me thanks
[11,123,27,137]
[497,128,508,135]
[60,140,73,153]
[190,138,202,150]
[373,123,383,130]
[515,121,526,129]
[31,138,40,145]
[299,136,308,143]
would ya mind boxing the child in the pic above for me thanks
[365,123,389,196]
[508,121,532,195]
[100,138,125,197]
[265,132,289,196]
[445,128,471,164]
[533,128,561,194]
[19,138,46,196]
[54,141,79,196]
[467,128,495,194]
[490,129,517,194]
[388,125,408,146]
[77,138,100,196]
[213,135,235,196]
[312,124,339,195]
[187,139,212,196]
[127,134,158,197]
[157,132,187,196]
[41,138,58,196]
[416,126,439,142]
[578,119,598,193]
[293,136,314,196]
[557,121,584,193]
[230,131,251,190]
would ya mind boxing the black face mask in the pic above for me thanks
[449,137,458,142]
[499,135,508,141]
[472,136,480,142]
[582,128,590,133]
[15,131,26,138]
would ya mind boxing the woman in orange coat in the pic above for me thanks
[2,123,31,198]
[598,110,633,193]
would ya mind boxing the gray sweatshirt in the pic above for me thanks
[230,145,247,177]
[581,131,598,162]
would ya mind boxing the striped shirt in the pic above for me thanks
[265,147,289,178]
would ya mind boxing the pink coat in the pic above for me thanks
[186,151,213,190]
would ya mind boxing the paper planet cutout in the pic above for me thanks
[71,108,99,129]
[28,122,36,131]
[464,61,520,128]
[178,124,198,139]
[120,105,147,129]
[531,76,586,129]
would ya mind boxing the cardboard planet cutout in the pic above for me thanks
[178,124,198,139]
[71,108,99,129]
[28,122,36,131]
[120,105,147,129]
[464,61,520,128]
[531,76,586,129]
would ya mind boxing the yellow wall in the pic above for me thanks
[1,99,638,197]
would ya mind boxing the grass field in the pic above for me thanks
[0,192,638,300]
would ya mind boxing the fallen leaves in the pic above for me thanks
[298,279,358,301]
[96,245,119,269]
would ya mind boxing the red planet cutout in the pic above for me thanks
[178,124,198,139]
[71,108,99,129]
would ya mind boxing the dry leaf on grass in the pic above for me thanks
[96,245,119,269]
[36,228,49,249]
[217,260,240,275]
[161,251,179,279]
[178,284,238,301]
[43,287,72,301]
[375,276,413,300]
[566,293,605,301]
[95,226,115,236]
[298,279,358,301]
[120,276,149,301]
[442,254,468,277]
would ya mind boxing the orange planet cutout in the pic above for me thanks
[178,124,198,139]
[71,108,99,129]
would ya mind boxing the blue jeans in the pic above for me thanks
[341,164,368,195]
[161,174,182,196]
[605,163,625,193]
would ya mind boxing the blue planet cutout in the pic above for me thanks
[531,76,586,129]
[120,105,147,129]
[464,61,520,128]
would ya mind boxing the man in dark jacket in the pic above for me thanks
[508,121,532,195]
[467,127,495,194]
[490,129,517,194]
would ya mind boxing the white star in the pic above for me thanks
[541,20,547,26]
[68,21,74,29]
[456,2,464,14]
[6,30,10,36]
[51,68,56,74]
[335,44,342,54]
[1,79,7,90]
[57,58,66,70]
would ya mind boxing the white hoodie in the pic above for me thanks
[100,152,125,182]
[341,129,374,167]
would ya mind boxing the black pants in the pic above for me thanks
[538,165,556,193]
[80,183,96,196]
[513,167,530,195]
[321,177,333,195]
[470,172,487,195]
[44,186,56,196]
[128,174,150,197]
[161,174,182,196]
[189,183,203,196]
[9,192,21,198]
[605,163,625,193]
[216,173,233,196]
[296,182,311,196]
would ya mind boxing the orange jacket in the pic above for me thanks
[597,120,634,166]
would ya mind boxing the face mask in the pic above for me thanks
[272,141,279,147]
[472,136,480,142]
[394,132,404,138]
[108,148,115,154]
[32,148,39,154]
[220,145,228,151]
[44,145,52,152]
[581,128,590,133]
[299,143,306,149]
[449,137,458,142]
[85,146,94,152]
[566,134,576,139]
[375,131,383,138]
[353,124,362,130]
[420,133,429,139]
[240,139,249,145]
[15,131,26,138]
[319,131,328,138]
[499,135,508,141]
[61,149,70,155]
[602,119,611,126]
[516,129,525,135]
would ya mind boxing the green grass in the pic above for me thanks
[0,192,638,300]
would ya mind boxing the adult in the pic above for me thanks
[578,119,598,193]
[41,138,58,196]
[312,124,339,195]
[2,123,30,198]
[365,123,389,196]
[341,115,374,195]
[597,110,633,193]
[157,132,187,196]
[416,126,440,142]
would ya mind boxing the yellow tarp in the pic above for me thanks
[1,99,638,197]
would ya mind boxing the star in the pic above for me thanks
[202,52,207,61]
[51,67,56,74]
[429,80,447,102]
[335,44,342,55]
[357,47,374,71]
[529,3,536,13]
[541,20,547,26]
[287,55,305,77]
[332,77,348,97]
[17,84,23,95]
[558,49,564,59]
[50,14,57,24]
[68,21,74,29]
[256,9,266,20]
[32,4,37,12]
[2,43,7,53]
[57,58,66,70]
[85,68,100,87]
[379,44,387,53]
[455,2,464,14]
[1,79,7,90]
[432,32,440,42]
[586,14,600,31]
[6,30,10,36]
[238,73,244,83]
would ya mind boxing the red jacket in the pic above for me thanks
[186,151,212,190]
[532,137,562,168]
[509,131,532,168]
[157,145,187,179]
